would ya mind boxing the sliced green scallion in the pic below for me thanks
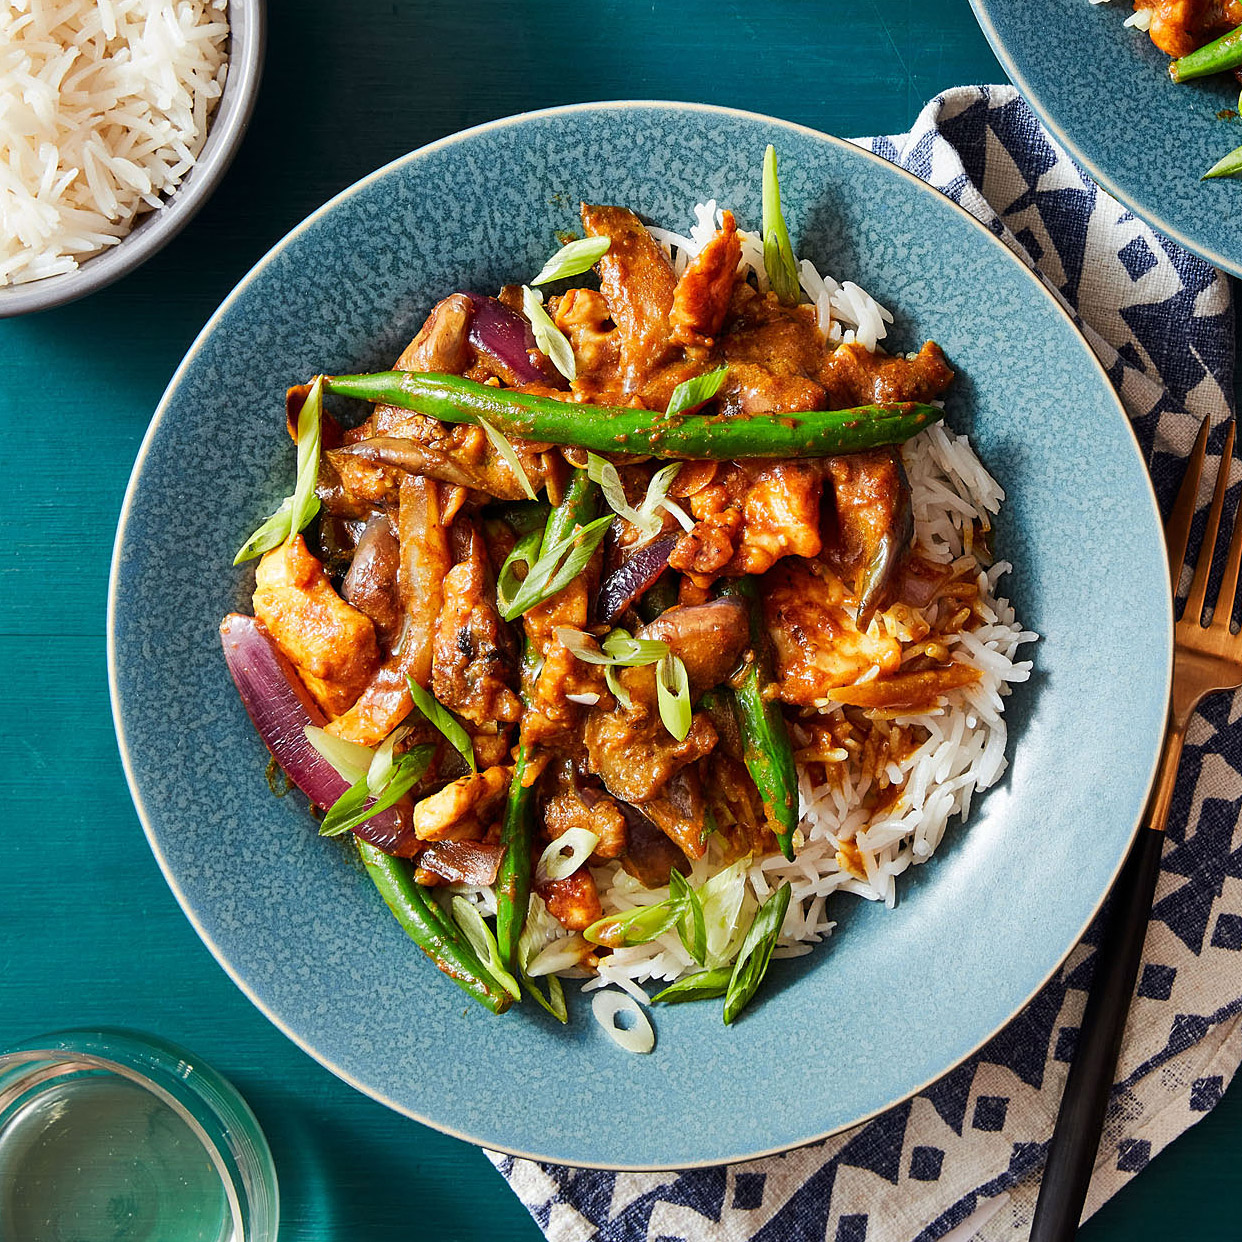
[723,881,791,1024]
[318,744,435,838]
[304,725,373,784]
[1203,141,1242,180]
[651,967,732,1004]
[762,146,799,305]
[496,527,543,616]
[605,663,631,710]
[591,990,655,1054]
[665,366,728,418]
[531,235,611,285]
[554,626,669,668]
[584,897,685,949]
[521,285,576,380]
[669,868,707,965]
[535,828,599,883]
[406,676,476,773]
[656,653,691,741]
[476,414,537,500]
[450,896,522,1001]
[497,513,613,621]
[234,375,324,564]
[524,934,590,976]
[517,905,570,1023]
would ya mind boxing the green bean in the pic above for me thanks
[718,577,799,862]
[323,371,941,461]
[1170,25,1242,82]
[496,743,535,976]
[637,571,679,622]
[495,470,601,973]
[487,499,551,536]
[355,840,513,1013]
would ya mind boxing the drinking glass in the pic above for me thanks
[0,1028,278,1242]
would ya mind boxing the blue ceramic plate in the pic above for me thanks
[971,0,1242,276]
[109,102,1171,1169]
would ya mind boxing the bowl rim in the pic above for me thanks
[0,0,267,319]
[107,98,1173,1170]
[967,0,1241,279]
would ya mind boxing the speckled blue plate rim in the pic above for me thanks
[108,99,1173,1171]
[968,0,1241,278]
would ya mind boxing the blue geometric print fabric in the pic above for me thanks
[489,87,1241,1241]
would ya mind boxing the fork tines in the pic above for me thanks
[1171,418,1240,632]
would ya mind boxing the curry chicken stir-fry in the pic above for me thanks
[223,187,988,1021]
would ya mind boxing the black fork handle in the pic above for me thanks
[1029,824,1165,1240]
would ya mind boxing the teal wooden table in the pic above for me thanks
[2,2,1238,1237]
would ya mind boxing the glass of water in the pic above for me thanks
[0,1029,278,1242]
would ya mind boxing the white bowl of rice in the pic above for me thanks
[0,0,264,317]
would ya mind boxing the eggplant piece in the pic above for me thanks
[822,447,913,627]
[396,293,475,375]
[328,431,553,504]
[635,597,749,698]
[641,767,710,861]
[342,513,402,649]
[598,535,678,624]
[617,799,690,888]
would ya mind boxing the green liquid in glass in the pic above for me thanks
[0,1074,232,1242]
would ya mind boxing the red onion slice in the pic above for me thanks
[597,535,678,625]
[219,614,418,856]
[418,840,505,886]
[464,292,566,389]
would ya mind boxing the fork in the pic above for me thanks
[1030,416,1242,1241]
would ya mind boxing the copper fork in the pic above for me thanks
[1031,417,1242,1241]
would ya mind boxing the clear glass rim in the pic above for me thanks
[0,1028,278,1242]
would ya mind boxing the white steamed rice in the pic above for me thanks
[1088,0,1153,32]
[455,201,1038,1006]
[0,0,230,287]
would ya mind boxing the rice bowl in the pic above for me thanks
[0,0,264,316]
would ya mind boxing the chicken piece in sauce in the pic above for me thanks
[670,460,825,583]
[536,870,603,931]
[431,519,521,729]
[1134,0,1242,56]
[822,448,913,625]
[252,534,380,718]
[541,760,628,860]
[761,559,903,706]
[669,208,741,348]
[581,203,677,391]
[413,765,511,842]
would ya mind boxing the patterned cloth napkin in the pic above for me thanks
[488,86,1241,1241]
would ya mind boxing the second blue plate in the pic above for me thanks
[972,0,1242,275]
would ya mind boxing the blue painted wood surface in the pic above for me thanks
[0,1,1237,1237]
